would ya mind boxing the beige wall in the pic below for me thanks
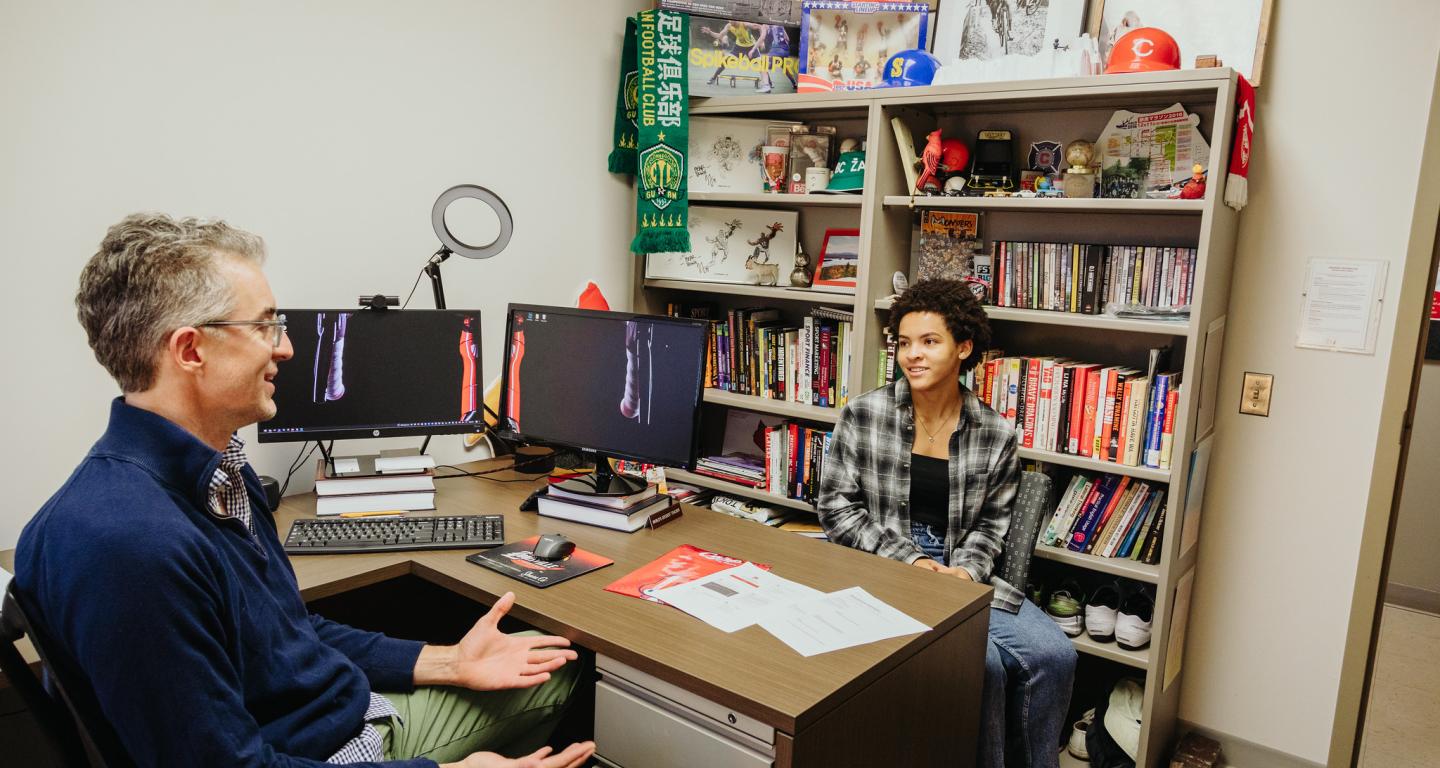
[0,0,650,547]
[1391,361,1440,596]
[1177,2,1440,763]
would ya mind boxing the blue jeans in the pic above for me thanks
[913,522,1077,768]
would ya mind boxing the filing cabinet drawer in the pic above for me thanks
[595,680,773,768]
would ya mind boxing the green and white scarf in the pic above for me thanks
[611,9,690,255]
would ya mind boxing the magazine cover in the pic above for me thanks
[466,537,614,588]
[604,543,770,603]
[689,16,800,97]
[799,1,929,92]
[915,210,982,282]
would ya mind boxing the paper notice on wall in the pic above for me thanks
[1296,259,1387,354]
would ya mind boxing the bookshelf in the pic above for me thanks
[632,69,1241,767]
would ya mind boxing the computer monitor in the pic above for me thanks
[258,309,485,443]
[498,304,708,496]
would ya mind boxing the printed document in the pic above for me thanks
[758,587,930,657]
[647,562,821,632]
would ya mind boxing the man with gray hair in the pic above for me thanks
[15,214,593,768]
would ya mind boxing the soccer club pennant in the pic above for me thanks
[630,9,691,255]
[607,17,639,175]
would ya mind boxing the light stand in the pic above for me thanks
[425,184,514,309]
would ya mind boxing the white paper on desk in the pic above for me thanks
[646,562,822,633]
[757,587,930,657]
[0,564,10,597]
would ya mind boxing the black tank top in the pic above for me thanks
[908,453,950,531]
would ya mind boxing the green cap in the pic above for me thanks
[816,151,865,194]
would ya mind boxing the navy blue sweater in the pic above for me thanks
[16,400,433,767]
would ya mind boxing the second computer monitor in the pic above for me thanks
[498,304,707,475]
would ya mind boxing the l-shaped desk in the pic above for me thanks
[13,458,994,767]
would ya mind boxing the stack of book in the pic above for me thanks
[702,306,855,409]
[535,484,679,533]
[991,241,1198,314]
[1038,473,1167,564]
[313,456,436,516]
[693,453,766,488]
[761,421,833,503]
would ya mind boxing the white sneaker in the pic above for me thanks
[1067,708,1094,760]
[1085,582,1121,642]
[1116,590,1155,650]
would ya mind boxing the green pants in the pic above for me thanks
[375,636,585,763]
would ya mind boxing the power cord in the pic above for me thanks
[434,446,580,483]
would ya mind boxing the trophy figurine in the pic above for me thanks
[1062,139,1097,198]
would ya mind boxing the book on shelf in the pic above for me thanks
[971,349,1177,469]
[313,459,436,496]
[314,490,436,516]
[709,494,789,522]
[990,241,1198,315]
[546,482,658,509]
[1038,471,1166,564]
[913,210,983,282]
[703,306,853,408]
[536,494,680,533]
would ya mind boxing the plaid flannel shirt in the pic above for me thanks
[817,377,1024,613]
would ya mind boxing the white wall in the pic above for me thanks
[1177,1,1440,763]
[0,0,649,548]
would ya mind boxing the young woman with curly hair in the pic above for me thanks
[817,278,1076,768]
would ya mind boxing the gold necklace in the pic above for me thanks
[916,403,958,445]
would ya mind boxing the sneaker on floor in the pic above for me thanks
[1067,708,1095,760]
[1046,583,1085,637]
[1116,589,1155,650]
[1085,582,1122,642]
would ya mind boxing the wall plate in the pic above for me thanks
[1240,372,1274,416]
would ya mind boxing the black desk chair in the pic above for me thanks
[996,469,1054,595]
[0,581,134,767]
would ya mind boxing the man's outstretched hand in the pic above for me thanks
[442,742,596,768]
[414,592,578,691]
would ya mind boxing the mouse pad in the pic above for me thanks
[466,536,614,588]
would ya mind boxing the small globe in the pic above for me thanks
[1065,140,1096,169]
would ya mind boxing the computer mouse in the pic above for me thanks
[532,534,576,562]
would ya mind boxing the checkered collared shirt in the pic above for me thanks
[206,436,402,761]
[326,693,401,763]
[817,377,1025,613]
[207,435,255,534]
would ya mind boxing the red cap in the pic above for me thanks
[1105,28,1181,74]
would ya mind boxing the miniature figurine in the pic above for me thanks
[915,129,942,194]
[1177,163,1207,200]
[790,242,813,287]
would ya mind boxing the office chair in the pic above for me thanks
[0,581,134,767]
[996,469,1053,594]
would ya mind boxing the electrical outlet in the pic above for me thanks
[1240,372,1273,416]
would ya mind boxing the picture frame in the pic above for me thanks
[798,1,929,92]
[689,116,800,194]
[813,228,860,292]
[1089,0,1273,85]
[645,206,801,286]
[934,0,1088,70]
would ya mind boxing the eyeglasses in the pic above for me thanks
[198,314,288,348]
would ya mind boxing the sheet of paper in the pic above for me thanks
[0,563,11,596]
[332,457,360,474]
[647,562,822,633]
[1296,259,1387,354]
[757,587,930,657]
[1180,436,1213,556]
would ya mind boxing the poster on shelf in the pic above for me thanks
[932,0,1087,74]
[1096,103,1210,198]
[689,117,800,193]
[645,206,800,286]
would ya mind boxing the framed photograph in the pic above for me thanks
[798,1,929,92]
[645,206,800,286]
[688,16,801,97]
[689,116,800,193]
[1090,0,1272,85]
[813,228,860,292]
[934,0,1087,67]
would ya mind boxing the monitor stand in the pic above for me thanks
[552,452,646,497]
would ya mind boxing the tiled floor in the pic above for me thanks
[1359,605,1440,767]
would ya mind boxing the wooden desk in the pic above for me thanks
[281,459,992,767]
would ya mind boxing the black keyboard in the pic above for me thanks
[284,515,505,554]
